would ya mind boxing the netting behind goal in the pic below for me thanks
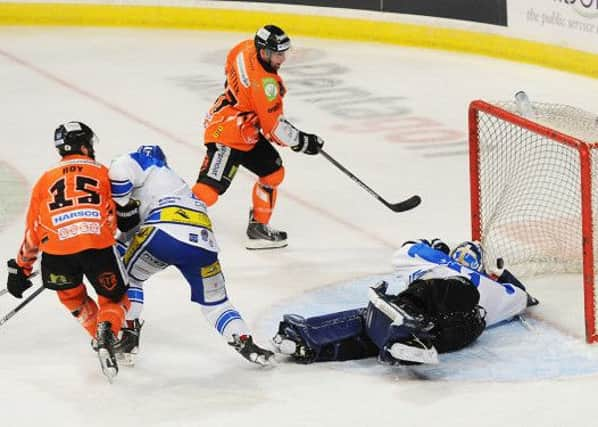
[468,100,598,343]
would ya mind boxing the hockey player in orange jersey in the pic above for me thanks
[5,121,130,382]
[193,24,324,250]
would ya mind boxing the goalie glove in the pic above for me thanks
[6,258,33,299]
[402,238,449,255]
[116,199,141,232]
[292,131,324,155]
[430,238,450,255]
[402,238,430,247]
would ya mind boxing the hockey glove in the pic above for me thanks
[116,199,141,232]
[430,238,450,255]
[292,132,324,155]
[402,238,430,247]
[402,238,449,255]
[6,258,33,298]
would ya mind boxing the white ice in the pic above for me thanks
[1,27,598,427]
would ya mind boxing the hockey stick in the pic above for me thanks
[319,149,421,212]
[0,285,45,327]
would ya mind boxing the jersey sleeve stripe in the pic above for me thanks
[110,180,133,197]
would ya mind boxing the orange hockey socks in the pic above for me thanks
[252,168,284,224]
[97,294,130,337]
[57,285,99,337]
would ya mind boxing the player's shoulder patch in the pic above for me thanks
[261,77,279,101]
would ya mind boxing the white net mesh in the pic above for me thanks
[473,101,598,280]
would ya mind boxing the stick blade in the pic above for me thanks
[388,195,421,212]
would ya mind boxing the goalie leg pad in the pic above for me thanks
[365,282,437,365]
[274,309,378,363]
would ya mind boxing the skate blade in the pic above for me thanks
[116,351,137,367]
[516,314,535,331]
[98,348,119,383]
[252,354,277,368]
[245,239,288,250]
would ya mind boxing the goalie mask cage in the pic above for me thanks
[468,100,598,343]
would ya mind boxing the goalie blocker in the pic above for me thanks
[273,278,486,365]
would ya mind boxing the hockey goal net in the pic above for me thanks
[469,99,598,343]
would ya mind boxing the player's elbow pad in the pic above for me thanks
[116,199,141,232]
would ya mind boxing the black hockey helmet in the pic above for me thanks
[54,121,98,159]
[254,25,291,53]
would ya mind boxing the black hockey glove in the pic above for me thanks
[402,239,426,248]
[6,258,33,299]
[116,199,141,232]
[292,132,324,155]
[402,238,449,255]
[430,238,450,255]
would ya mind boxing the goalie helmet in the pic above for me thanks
[54,121,98,159]
[450,241,484,272]
[254,25,291,53]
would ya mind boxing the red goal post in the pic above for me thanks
[468,99,598,343]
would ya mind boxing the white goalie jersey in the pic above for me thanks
[392,242,527,326]
[109,146,219,253]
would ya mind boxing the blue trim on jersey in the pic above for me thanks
[129,151,167,170]
[127,288,144,302]
[216,310,241,334]
[407,242,517,295]
[116,241,128,257]
[146,211,160,222]
[408,243,453,265]
[111,180,133,197]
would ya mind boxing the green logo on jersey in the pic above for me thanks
[262,77,278,102]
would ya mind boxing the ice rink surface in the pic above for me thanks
[2,26,598,427]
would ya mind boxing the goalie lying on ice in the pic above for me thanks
[272,239,539,365]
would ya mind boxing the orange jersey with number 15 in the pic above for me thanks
[17,155,116,268]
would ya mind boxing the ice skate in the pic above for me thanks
[114,319,143,366]
[96,321,118,382]
[387,335,439,365]
[229,334,275,366]
[246,210,287,250]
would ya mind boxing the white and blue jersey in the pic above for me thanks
[392,242,527,326]
[109,146,219,253]
[108,146,249,343]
